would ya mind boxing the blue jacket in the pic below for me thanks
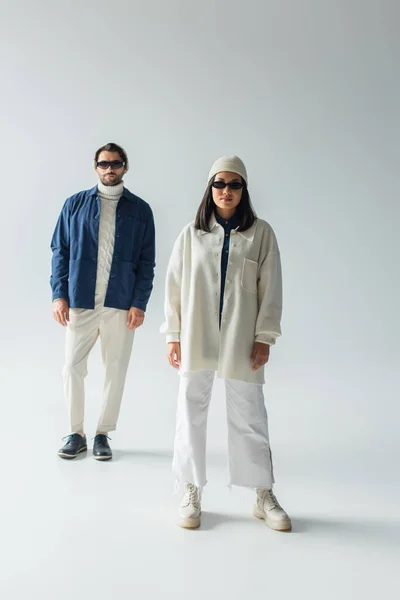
[50,185,156,311]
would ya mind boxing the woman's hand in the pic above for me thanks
[167,342,181,369]
[251,342,270,370]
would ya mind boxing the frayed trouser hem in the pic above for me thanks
[173,478,207,495]
[227,481,274,491]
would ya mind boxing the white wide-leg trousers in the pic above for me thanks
[173,370,274,489]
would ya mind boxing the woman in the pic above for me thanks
[161,156,291,531]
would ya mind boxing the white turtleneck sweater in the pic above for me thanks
[95,180,124,306]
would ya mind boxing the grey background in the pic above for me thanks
[0,1,399,598]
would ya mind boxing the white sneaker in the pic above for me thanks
[178,483,201,529]
[253,488,292,531]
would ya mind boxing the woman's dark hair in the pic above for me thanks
[94,142,128,165]
[194,176,257,232]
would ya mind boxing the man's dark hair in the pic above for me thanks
[194,175,257,232]
[94,142,128,165]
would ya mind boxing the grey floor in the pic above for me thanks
[1,438,398,600]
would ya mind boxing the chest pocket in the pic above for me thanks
[241,258,258,293]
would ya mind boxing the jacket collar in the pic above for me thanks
[200,213,257,241]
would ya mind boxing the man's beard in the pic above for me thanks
[101,173,123,186]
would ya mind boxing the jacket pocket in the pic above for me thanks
[241,258,258,293]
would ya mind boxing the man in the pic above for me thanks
[51,142,155,460]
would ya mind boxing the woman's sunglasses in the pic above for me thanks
[212,180,244,190]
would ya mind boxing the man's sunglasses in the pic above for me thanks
[96,160,125,170]
[212,180,244,190]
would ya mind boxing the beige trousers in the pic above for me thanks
[63,306,135,434]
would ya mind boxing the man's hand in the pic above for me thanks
[127,307,145,330]
[167,342,181,369]
[251,342,270,371]
[53,299,69,327]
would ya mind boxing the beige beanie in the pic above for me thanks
[208,155,248,184]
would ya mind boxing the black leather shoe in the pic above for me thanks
[93,434,112,460]
[58,433,87,459]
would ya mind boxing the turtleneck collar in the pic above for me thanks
[97,180,124,200]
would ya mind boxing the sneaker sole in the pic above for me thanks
[253,505,292,532]
[93,455,112,461]
[177,516,201,529]
[57,446,88,459]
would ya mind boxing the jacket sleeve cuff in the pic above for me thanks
[131,300,147,311]
[52,292,68,303]
[166,333,180,343]
[255,333,277,345]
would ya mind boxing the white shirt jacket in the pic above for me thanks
[161,214,282,384]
